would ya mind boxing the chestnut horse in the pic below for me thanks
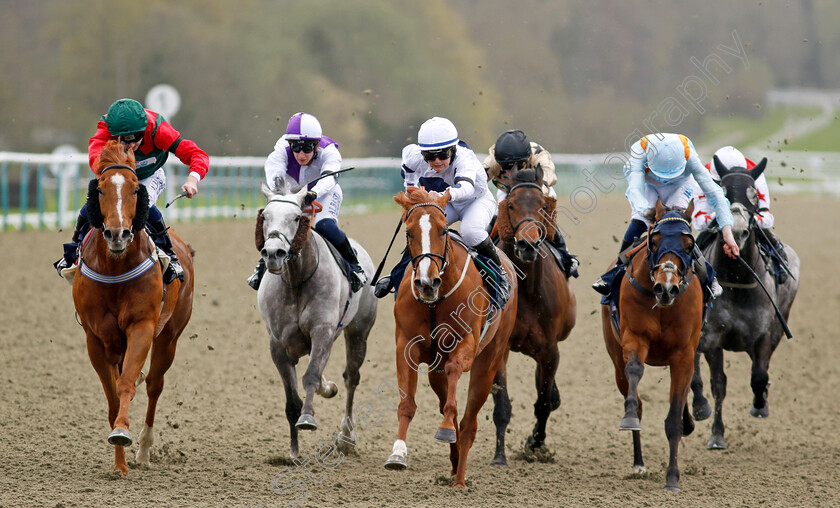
[383,188,518,488]
[600,200,702,492]
[73,140,194,476]
[490,181,576,465]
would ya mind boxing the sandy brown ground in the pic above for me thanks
[1,194,838,508]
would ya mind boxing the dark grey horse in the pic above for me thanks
[690,158,799,450]
[257,182,377,457]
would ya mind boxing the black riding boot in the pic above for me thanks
[148,217,184,284]
[474,237,510,302]
[591,238,635,296]
[53,213,89,276]
[335,238,367,293]
[247,258,266,290]
[692,245,721,301]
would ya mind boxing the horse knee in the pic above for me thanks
[397,399,417,421]
[343,369,361,389]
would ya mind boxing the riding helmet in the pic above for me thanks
[418,117,459,150]
[285,112,323,141]
[105,99,148,137]
[494,130,531,164]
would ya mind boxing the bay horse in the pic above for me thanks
[690,156,799,449]
[600,199,702,492]
[256,182,377,458]
[73,140,194,476]
[383,187,518,488]
[490,179,576,465]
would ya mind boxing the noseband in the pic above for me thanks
[405,202,451,277]
[627,214,695,299]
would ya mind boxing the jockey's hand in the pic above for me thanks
[181,175,199,198]
[721,225,740,259]
[305,190,318,204]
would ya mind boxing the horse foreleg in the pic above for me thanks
[705,347,728,449]
[385,339,418,471]
[298,326,335,430]
[527,346,560,451]
[270,339,302,458]
[690,349,712,421]
[86,333,127,475]
[136,338,178,468]
[663,349,695,493]
[436,359,465,446]
[749,337,773,418]
[112,322,154,443]
[490,356,511,466]
[620,354,645,431]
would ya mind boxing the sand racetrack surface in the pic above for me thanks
[1,194,838,507]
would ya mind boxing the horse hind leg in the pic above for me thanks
[526,348,560,451]
[749,339,772,418]
[336,325,369,453]
[270,340,303,458]
[663,351,695,493]
[490,364,511,466]
[705,348,728,449]
[690,350,712,421]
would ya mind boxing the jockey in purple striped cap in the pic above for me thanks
[247,112,367,292]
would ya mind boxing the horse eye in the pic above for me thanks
[133,187,139,195]
[508,202,514,209]
[294,216,300,222]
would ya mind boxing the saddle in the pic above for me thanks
[314,231,356,287]
[448,231,511,311]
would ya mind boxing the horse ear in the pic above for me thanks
[261,182,275,201]
[654,198,666,220]
[713,155,729,179]
[255,208,265,251]
[684,200,694,221]
[750,157,767,180]
[394,191,410,207]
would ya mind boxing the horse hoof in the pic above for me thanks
[693,401,712,421]
[619,416,641,431]
[631,465,647,475]
[490,456,508,467]
[108,428,133,447]
[295,415,317,430]
[384,454,407,470]
[749,406,769,418]
[434,428,457,444]
[663,484,681,493]
[707,435,727,450]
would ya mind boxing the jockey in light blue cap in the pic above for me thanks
[592,132,740,299]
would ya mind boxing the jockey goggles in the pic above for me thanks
[421,146,455,162]
[119,131,144,145]
[289,140,318,153]
[498,159,527,171]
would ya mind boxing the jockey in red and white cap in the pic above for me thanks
[691,145,774,232]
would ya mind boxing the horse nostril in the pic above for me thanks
[653,283,664,297]
[432,278,441,291]
[260,249,268,258]
[121,229,131,241]
[414,279,423,291]
[103,230,112,241]
[668,286,680,299]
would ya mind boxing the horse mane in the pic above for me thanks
[87,140,148,232]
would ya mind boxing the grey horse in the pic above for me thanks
[257,182,377,458]
[690,158,799,450]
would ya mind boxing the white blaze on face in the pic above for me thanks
[418,213,432,281]
[109,173,126,226]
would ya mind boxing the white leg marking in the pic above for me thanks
[135,424,154,466]
[391,439,407,458]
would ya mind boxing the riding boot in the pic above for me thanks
[592,219,647,295]
[247,258,266,290]
[692,245,721,301]
[374,247,411,299]
[548,231,579,278]
[53,212,90,276]
[335,237,367,293]
[148,217,184,284]
[474,236,510,304]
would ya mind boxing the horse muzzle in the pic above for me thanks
[413,275,441,304]
[262,238,290,273]
[653,281,680,307]
[103,227,133,254]
[514,239,540,263]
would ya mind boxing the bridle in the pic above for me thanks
[405,201,451,280]
[506,182,547,249]
[627,214,695,299]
